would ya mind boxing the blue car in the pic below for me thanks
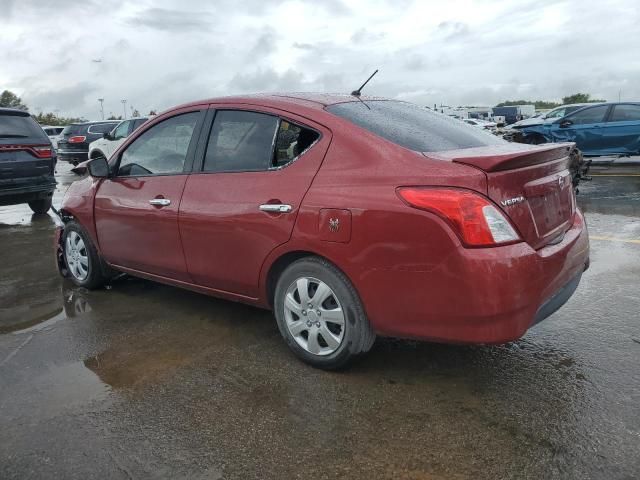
[518,102,640,156]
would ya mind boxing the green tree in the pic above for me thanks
[107,115,123,120]
[34,112,85,126]
[148,110,157,116]
[561,93,606,104]
[0,90,28,110]
[131,109,141,118]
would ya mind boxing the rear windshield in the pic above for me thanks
[61,124,85,135]
[326,100,505,152]
[0,113,49,142]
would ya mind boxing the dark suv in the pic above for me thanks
[57,121,119,165]
[0,108,57,214]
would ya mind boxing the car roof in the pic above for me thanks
[173,92,381,111]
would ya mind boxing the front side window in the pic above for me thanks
[118,112,199,177]
[203,111,279,172]
[565,105,608,125]
[112,121,130,140]
[545,108,566,119]
[609,104,640,122]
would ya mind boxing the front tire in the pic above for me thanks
[274,257,375,369]
[28,196,52,214]
[61,221,107,289]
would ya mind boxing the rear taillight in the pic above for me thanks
[32,146,53,158]
[397,187,521,247]
[68,136,86,143]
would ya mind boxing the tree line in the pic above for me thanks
[0,90,155,126]
[495,93,606,109]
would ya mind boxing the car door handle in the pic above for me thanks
[149,198,171,206]
[259,204,292,213]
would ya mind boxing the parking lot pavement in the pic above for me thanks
[0,163,639,480]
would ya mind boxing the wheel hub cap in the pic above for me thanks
[283,277,345,356]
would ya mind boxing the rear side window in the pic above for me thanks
[609,104,640,122]
[0,113,48,141]
[61,124,85,135]
[273,120,319,168]
[88,123,118,134]
[326,101,504,152]
[203,111,279,172]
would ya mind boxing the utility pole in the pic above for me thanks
[121,99,127,119]
[618,90,622,102]
[97,98,104,120]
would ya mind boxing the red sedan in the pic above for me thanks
[55,94,590,369]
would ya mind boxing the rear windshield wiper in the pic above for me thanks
[0,134,30,138]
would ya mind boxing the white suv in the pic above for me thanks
[88,117,148,159]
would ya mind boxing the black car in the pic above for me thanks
[57,121,119,165]
[0,108,57,214]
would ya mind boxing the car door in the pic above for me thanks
[547,105,610,154]
[599,104,640,154]
[94,109,205,281]
[179,106,331,298]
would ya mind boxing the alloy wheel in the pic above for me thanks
[283,277,345,356]
[65,231,89,281]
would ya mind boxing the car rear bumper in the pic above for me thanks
[0,178,56,206]
[363,209,590,344]
[57,149,88,163]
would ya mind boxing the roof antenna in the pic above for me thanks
[351,69,378,97]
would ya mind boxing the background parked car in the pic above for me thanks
[41,125,65,149]
[88,117,149,160]
[57,121,119,165]
[517,102,640,155]
[508,103,593,129]
[463,118,497,129]
[0,108,56,214]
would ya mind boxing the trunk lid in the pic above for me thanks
[428,143,576,249]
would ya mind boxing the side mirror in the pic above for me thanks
[87,156,110,177]
[559,119,573,128]
[103,132,112,140]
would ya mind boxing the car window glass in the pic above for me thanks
[273,120,320,168]
[203,110,279,172]
[566,106,608,125]
[0,114,49,141]
[88,123,119,134]
[112,121,130,140]
[327,101,504,152]
[118,112,199,177]
[609,104,640,122]
[132,118,147,131]
[546,108,565,119]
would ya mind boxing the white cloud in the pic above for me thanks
[1,0,638,118]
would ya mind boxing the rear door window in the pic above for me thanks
[326,100,504,152]
[203,111,279,172]
[609,104,640,122]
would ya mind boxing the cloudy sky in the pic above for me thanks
[1,0,639,119]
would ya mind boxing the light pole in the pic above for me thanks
[98,98,104,120]
[121,99,127,119]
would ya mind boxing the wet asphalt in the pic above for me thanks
[0,163,639,480]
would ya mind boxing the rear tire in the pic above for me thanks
[61,221,108,289]
[274,257,375,369]
[28,197,52,215]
